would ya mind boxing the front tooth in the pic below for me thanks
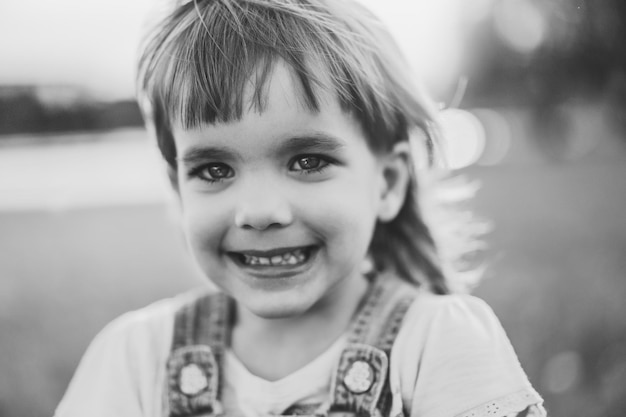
[271,255,283,265]
[287,255,298,265]
[259,257,270,265]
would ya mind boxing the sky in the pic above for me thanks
[0,0,152,99]
[0,0,491,100]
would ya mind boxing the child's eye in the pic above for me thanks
[290,155,330,172]
[191,162,234,182]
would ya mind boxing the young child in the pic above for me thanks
[56,1,546,416]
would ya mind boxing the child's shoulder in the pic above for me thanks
[399,289,507,350]
[393,290,542,417]
[93,287,219,348]
[55,288,222,416]
[407,290,498,328]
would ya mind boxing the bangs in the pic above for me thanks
[138,0,437,157]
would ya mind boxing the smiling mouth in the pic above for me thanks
[229,246,315,267]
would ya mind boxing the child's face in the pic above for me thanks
[172,63,401,319]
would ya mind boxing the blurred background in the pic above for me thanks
[1,0,625,416]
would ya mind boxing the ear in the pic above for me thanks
[377,142,411,222]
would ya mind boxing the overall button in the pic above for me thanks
[343,360,375,394]
[179,363,209,396]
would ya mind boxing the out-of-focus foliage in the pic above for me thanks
[467,0,626,107]
[0,86,142,136]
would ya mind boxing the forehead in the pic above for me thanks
[243,59,339,117]
[245,61,325,115]
[172,58,336,128]
[172,62,369,156]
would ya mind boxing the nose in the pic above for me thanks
[233,178,294,231]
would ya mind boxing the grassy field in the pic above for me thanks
[1,159,625,416]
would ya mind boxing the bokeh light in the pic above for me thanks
[493,0,547,53]
[542,351,583,394]
[472,108,514,166]
[438,108,486,170]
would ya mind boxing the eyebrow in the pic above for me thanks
[177,146,236,166]
[277,133,345,156]
[177,132,345,166]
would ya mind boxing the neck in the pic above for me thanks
[230,273,369,381]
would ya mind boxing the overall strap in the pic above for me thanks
[166,291,233,417]
[328,274,417,417]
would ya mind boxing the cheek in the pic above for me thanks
[179,198,227,254]
[300,178,380,247]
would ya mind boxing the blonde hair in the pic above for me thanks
[138,0,482,294]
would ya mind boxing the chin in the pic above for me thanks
[244,294,315,320]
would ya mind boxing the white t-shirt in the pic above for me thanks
[55,289,544,417]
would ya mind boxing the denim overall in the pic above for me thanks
[165,274,417,417]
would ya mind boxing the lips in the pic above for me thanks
[228,246,315,268]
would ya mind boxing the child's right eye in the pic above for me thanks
[190,162,234,183]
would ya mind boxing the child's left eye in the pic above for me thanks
[290,155,330,172]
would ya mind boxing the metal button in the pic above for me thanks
[179,363,209,396]
[343,360,374,394]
